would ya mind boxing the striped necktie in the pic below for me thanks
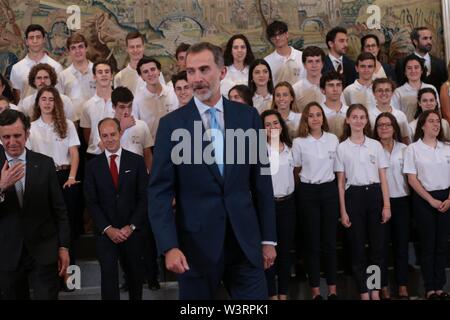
[10,159,24,207]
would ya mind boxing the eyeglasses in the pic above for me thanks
[376,123,393,129]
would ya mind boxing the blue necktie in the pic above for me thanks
[208,108,224,176]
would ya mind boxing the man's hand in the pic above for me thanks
[105,227,128,244]
[0,160,25,190]
[58,248,70,277]
[98,141,105,152]
[262,244,276,270]
[120,116,136,131]
[165,248,189,274]
[120,225,133,238]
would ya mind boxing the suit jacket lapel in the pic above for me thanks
[118,150,128,191]
[223,99,237,184]
[186,101,224,186]
[23,150,38,208]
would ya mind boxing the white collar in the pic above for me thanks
[328,53,343,64]
[105,147,123,160]
[414,51,430,61]
[5,149,27,163]
[36,117,54,128]
[354,79,372,90]
[195,96,224,116]
[306,132,327,143]
[24,53,50,65]
[346,136,370,148]
[68,61,93,75]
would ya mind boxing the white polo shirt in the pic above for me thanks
[253,93,272,114]
[391,82,439,122]
[403,139,450,191]
[335,136,389,189]
[10,54,63,100]
[132,84,178,140]
[343,80,376,110]
[221,65,249,96]
[285,111,301,137]
[292,78,325,112]
[58,62,96,120]
[322,102,349,139]
[267,143,295,198]
[265,47,306,85]
[19,92,76,122]
[114,64,166,95]
[79,94,115,155]
[27,117,80,166]
[409,118,450,141]
[292,132,339,184]
[369,107,410,140]
[120,119,154,156]
[383,141,409,198]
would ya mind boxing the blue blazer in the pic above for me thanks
[148,98,276,272]
[84,149,148,235]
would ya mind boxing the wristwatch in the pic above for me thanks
[130,224,136,231]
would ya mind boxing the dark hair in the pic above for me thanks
[125,31,145,46]
[413,109,443,142]
[414,87,438,119]
[302,46,326,64]
[112,86,134,106]
[360,34,380,52]
[319,71,343,89]
[410,27,430,47]
[341,104,372,142]
[266,20,288,41]
[186,42,224,68]
[372,78,396,93]
[228,84,253,106]
[175,43,191,60]
[248,59,274,96]
[171,70,188,86]
[297,101,329,138]
[0,109,30,131]
[373,112,403,143]
[326,26,347,49]
[33,86,67,139]
[137,57,161,75]
[28,63,58,88]
[66,32,88,49]
[223,34,255,67]
[0,95,10,105]
[356,52,376,66]
[403,54,426,81]
[25,24,46,39]
[98,117,121,133]
[0,74,15,101]
[261,109,292,147]
[93,60,112,75]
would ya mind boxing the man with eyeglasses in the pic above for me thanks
[264,20,306,86]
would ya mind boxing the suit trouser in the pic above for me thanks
[345,184,386,294]
[177,221,268,300]
[300,181,339,288]
[381,196,411,287]
[265,194,296,296]
[56,169,80,264]
[96,232,145,300]
[412,189,450,292]
[0,247,59,300]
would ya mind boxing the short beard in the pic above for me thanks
[193,88,213,102]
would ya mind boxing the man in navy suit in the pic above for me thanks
[395,27,448,90]
[322,27,357,88]
[84,117,148,300]
[148,42,277,300]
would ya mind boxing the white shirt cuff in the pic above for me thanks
[262,241,277,246]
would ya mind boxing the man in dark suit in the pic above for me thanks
[148,42,277,300]
[322,27,357,89]
[84,117,148,300]
[395,27,448,90]
[0,109,70,300]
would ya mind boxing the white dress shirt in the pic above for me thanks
[343,80,377,110]
[265,47,306,85]
[120,119,154,156]
[105,147,122,172]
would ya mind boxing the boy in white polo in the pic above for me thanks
[343,52,377,110]
[10,24,63,100]
[320,72,348,138]
[132,57,178,140]
[112,86,153,171]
